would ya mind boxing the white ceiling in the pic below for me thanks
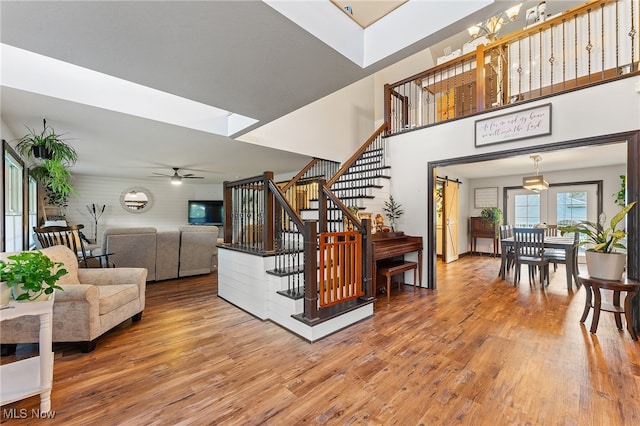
[1,0,618,185]
[438,143,628,179]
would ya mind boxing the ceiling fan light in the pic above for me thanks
[171,175,183,185]
[522,174,548,191]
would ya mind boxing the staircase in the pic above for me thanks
[219,124,389,340]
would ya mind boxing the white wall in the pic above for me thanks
[1,117,19,152]
[388,76,640,283]
[64,175,223,245]
[449,164,626,254]
[237,76,376,162]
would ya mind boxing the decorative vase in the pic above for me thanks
[0,281,10,306]
[585,251,626,281]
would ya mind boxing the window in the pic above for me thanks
[28,175,38,249]
[4,149,24,251]
[514,193,540,227]
[556,191,587,226]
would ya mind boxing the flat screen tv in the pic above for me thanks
[188,200,224,226]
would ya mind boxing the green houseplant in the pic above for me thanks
[481,207,503,237]
[0,251,67,301]
[613,175,626,208]
[15,120,78,215]
[559,201,637,280]
[30,160,76,211]
[383,195,404,232]
[15,119,78,163]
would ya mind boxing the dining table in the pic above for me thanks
[499,235,579,290]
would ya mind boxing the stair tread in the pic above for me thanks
[336,174,391,183]
[331,184,384,190]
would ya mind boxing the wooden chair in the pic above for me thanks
[544,231,579,274]
[545,224,558,236]
[500,224,515,273]
[33,224,104,268]
[513,227,549,286]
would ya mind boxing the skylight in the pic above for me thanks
[264,0,493,68]
[331,0,409,28]
[0,43,258,137]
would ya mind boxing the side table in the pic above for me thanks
[0,294,55,412]
[578,274,640,340]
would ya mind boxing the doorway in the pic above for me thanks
[436,177,460,263]
[426,131,639,290]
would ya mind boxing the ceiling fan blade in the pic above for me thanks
[151,173,172,177]
[183,176,204,179]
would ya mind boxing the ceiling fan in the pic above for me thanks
[151,168,204,185]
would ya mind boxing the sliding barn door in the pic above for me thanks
[443,181,460,263]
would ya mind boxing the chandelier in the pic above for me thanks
[523,154,549,192]
[467,3,522,41]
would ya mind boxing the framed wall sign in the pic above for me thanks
[475,103,552,147]
[474,187,498,208]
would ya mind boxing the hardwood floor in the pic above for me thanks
[2,256,640,425]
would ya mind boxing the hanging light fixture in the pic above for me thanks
[523,154,549,192]
[467,3,522,41]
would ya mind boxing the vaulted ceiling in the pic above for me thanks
[2,1,604,184]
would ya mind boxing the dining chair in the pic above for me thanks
[544,231,579,275]
[500,224,515,273]
[33,224,105,268]
[512,227,549,286]
[545,224,558,237]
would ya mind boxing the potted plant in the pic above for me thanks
[15,119,78,163]
[481,207,503,237]
[0,251,67,301]
[558,201,637,280]
[383,195,404,232]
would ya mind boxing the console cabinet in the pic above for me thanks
[470,216,499,257]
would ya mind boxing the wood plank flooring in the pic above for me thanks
[2,256,640,425]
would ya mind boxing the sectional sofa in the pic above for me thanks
[98,225,219,281]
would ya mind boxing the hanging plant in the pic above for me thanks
[15,119,77,164]
[30,160,76,209]
[16,119,78,215]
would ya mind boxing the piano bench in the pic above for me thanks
[378,261,418,304]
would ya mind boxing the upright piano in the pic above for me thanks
[371,231,423,291]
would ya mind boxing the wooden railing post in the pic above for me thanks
[475,44,486,113]
[263,171,274,252]
[303,220,319,323]
[317,179,327,234]
[361,218,374,301]
[384,83,391,135]
[223,181,232,244]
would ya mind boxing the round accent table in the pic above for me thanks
[578,274,640,340]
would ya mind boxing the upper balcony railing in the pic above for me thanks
[384,0,640,135]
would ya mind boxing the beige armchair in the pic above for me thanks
[0,245,147,353]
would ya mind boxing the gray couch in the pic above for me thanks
[99,226,218,281]
[0,245,147,353]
